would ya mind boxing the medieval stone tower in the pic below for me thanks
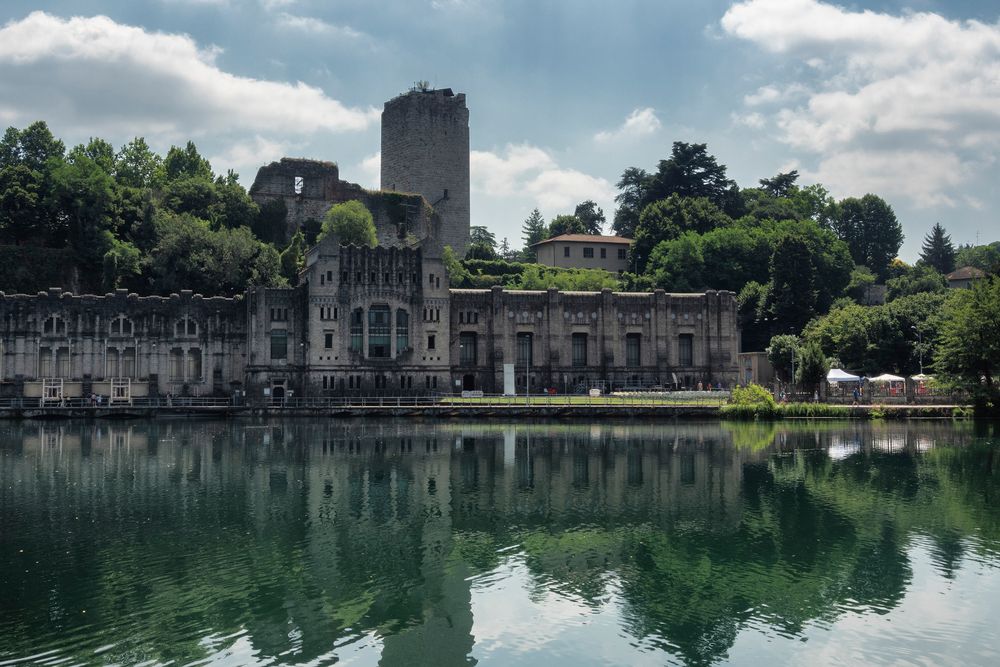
[381,87,470,256]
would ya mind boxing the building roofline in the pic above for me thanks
[530,234,633,247]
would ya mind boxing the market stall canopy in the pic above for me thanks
[827,369,861,382]
[911,374,933,381]
[870,373,905,383]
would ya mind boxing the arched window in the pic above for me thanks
[42,316,65,336]
[175,317,197,338]
[110,315,134,337]
[396,309,409,354]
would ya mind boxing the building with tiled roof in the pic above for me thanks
[531,234,633,273]
[946,266,987,289]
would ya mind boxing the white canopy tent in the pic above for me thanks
[870,373,905,383]
[911,374,933,382]
[827,369,861,383]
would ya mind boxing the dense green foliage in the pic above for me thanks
[920,223,956,274]
[933,277,1000,413]
[0,121,285,295]
[319,200,377,247]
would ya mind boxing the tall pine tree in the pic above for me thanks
[521,208,546,261]
[919,222,956,274]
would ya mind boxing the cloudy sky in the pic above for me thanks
[1,0,997,259]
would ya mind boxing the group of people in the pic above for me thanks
[88,393,104,406]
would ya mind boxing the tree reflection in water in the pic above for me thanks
[0,420,997,666]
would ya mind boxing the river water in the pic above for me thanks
[1,419,999,666]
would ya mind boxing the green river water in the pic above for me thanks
[1,419,999,666]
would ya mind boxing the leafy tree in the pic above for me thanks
[632,194,731,273]
[612,166,650,237]
[279,231,305,286]
[796,340,829,393]
[319,200,377,247]
[934,278,1000,412]
[647,232,705,292]
[548,214,585,237]
[3,121,65,172]
[955,242,1000,275]
[148,212,284,295]
[885,264,947,301]
[51,154,116,277]
[254,199,288,246]
[758,170,799,198]
[520,208,546,261]
[498,237,512,260]
[162,141,213,183]
[442,245,470,285]
[645,142,742,217]
[767,334,800,383]
[766,235,817,333]
[212,179,258,230]
[115,137,161,189]
[830,194,904,280]
[846,265,877,303]
[467,225,498,259]
[512,264,618,290]
[804,292,948,376]
[101,237,142,291]
[162,176,215,220]
[69,138,116,175]
[919,223,956,274]
[0,165,43,244]
[574,200,606,235]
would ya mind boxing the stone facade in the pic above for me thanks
[0,244,739,400]
[249,158,439,247]
[244,236,739,398]
[381,88,471,256]
[0,288,247,399]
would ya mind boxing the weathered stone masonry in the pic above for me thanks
[0,288,247,399]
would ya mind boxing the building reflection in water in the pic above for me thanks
[0,419,997,666]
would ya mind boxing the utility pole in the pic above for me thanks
[912,325,923,374]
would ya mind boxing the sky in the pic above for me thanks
[0,0,997,260]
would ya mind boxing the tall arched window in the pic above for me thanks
[396,309,409,354]
[110,315,133,337]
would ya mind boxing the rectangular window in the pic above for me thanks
[428,334,436,350]
[106,348,120,378]
[626,333,641,368]
[517,333,533,367]
[350,309,363,352]
[187,349,202,380]
[169,348,184,381]
[122,348,136,378]
[324,332,333,349]
[39,347,52,377]
[270,330,288,360]
[368,305,391,358]
[600,248,607,259]
[583,247,594,258]
[396,309,409,354]
[679,334,694,366]
[327,270,333,283]
[563,246,570,258]
[429,273,435,286]
[460,332,478,365]
[56,347,70,377]
[572,333,587,367]
[618,248,627,260]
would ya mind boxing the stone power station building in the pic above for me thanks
[0,87,739,402]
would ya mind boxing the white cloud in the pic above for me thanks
[261,0,295,9]
[0,11,378,140]
[274,13,366,40]
[731,111,766,129]
[471,143,614,216]
[806,149,966,208]
[594,107,661,143]
[355,151,381,189]
[208,136,295,179]
[722,0,1000,207]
